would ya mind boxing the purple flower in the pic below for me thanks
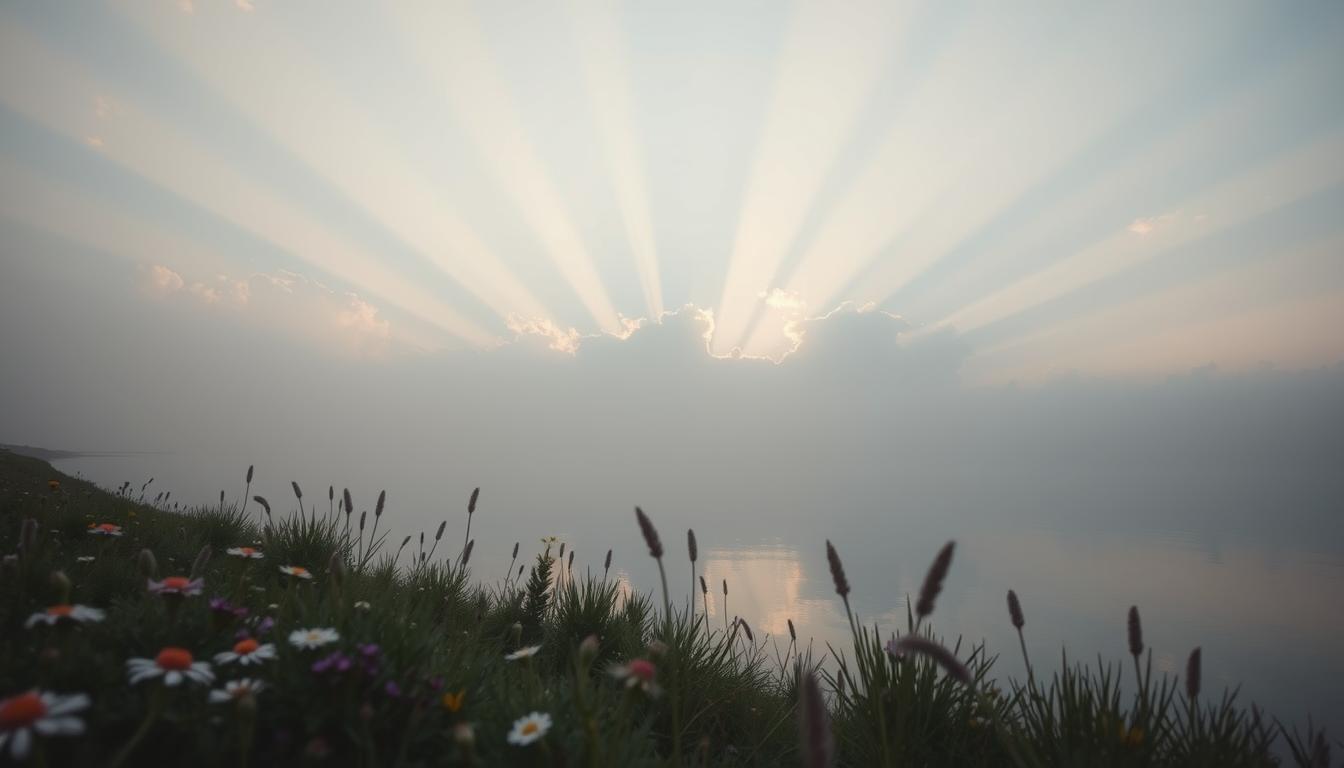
[311,651,354,675]
[358,643,381,658]
[384,680,401,698]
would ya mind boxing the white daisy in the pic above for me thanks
[212,638,277,666]
[278,565,313,580]
[353,601,372,611]
[504,644,542,662]
[226,546,264,559]
[288,627,339,650]
[0,690,90,761]
[507,712,552,746]
[25,604,106,629]
[76,556,95,563]
[126,648,214,687]
[146,576,205,596]
[208,678,265,705]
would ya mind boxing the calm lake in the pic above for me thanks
[55,441,1344,739]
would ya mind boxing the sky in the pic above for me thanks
[1,0,1342,386]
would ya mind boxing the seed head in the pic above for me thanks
[512,541,520,559]
[246,465,254,483]
[687,529,698,563]
[788,618,797,642]
[343,488,353,517]
[435,521,447,541]
[604,548,612,570]
[1007,590,1025,629]
[359,511,367,531]
[1127,606,1144,657]
[375,490,386,518]
[722,578,728,597]
[462,539,475,566]
[825,540,850,598]
[915,541,955,619]
[291,481,303,500]
[635,507,663,558]
[1185,647,1201,699]
[889,635,972,686]
[468,487,480,514]
[799,671,833,768]
[700,576,708,595]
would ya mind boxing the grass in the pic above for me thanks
[0,448,1336,766]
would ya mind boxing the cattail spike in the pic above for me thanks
[513,542,520,559]
[915,541,955,619]
[890,635,973,686]
[1127,606,1144,657]
[799,671,832,768]
[634,507,664,558]
[825,540,850,598]
[1186,647,1201,699]
[1007,589,1025,629]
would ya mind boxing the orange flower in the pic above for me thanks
[441,689,466,713]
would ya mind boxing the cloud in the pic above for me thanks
[142,264,393,355]
[1127,212,1180,236]
[235,0,255,11]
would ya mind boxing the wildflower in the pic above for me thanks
[25,604,105,629]
[441,689,466,713]
[209,678,265,705]
[0,689,90,760]
[47,479,60,492]
[507,712,552,746]
[453,722,475,747]
[147,576,204,596]
[87,523,123,537]
[310,652,354,677]
[226,546,264,560]
[289,628,339,650]
[608,658,661,697]
[383,681,402,698]
[504,644,542,662]
[208,597,249,627]
[354,600,372,611]
[76,556,95,563]
[213,638,277,666]
[279,565,313,580]
[126,647,214,687]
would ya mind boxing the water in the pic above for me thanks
[54,446,1344,739]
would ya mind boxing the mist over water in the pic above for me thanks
[42,329,1344,737]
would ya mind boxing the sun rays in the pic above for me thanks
[2,1,1341,378]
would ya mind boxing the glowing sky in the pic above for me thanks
[2,0,1342,381]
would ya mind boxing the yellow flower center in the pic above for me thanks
[522,722,538,736]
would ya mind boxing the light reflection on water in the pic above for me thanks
[53,453,1344,739]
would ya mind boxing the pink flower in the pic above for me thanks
[608,658,661,697]
[87,523,123,537]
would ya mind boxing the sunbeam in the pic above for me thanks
[389,0,627,336]
[570,0,664,320]
[710,0,897,356]
[117,3,556,332]
[0,20,498,349]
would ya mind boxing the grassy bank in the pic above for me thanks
[0,449,1333,766]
